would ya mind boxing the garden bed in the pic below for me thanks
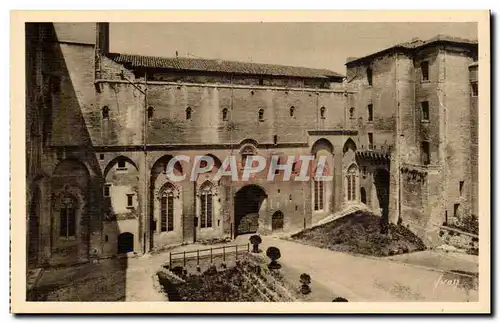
[291,211,426,257]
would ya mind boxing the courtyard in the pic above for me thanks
[29,234,478,302]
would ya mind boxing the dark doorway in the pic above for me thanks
[360,187,367,204]
[27,187,40,267]
[234,185,267,236]
[271,211,284,231]
[117,232,134,254]
[374,169,390,223]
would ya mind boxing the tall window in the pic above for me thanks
[421,61,429,81]
[258,109,264,122]
[367,67,373,86]
[160,189,174,232]
[368,133,374,149]
[313,179,324,211]
[421,141,430,165]
[186,107,192,120]
[320,106,326,119]
[147,106,154,120]
[102,106,109,120]
[59,196,76,240]
[222,108,228,121]
[421,101,429,121]
[200,183,213,228]
[367,104,373,121]
[471,82,478,96]
[290,106,295,117]
[346,165,358,201]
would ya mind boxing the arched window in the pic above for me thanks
[186,107,192,120]
[59,196,76,240]
[102,106,109,120]
[349,107,355,119]
[320,106,326,119]
[258,109,264,122]
[240,145,257,169]
[147,106,154,120]
[290,106,295,117]
[313,179,324,211]
[367,67,373,86]
[199,182,214,228]
[346,164,358,201]
[222,108,228,121]
[160,185,175,232]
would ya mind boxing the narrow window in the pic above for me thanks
[222,108,228,121]
[421,101,429,121]
[200,192,213,228]
[99,154,104,160]
[273,135,278,145]
[147,106,154,120]
[126,194,133,207]
[421,141,430,165]
[313,179,324,211]
[292,161,297,174]
[346,165,358,201]
[320,106,326,119]
[186,107,192,120]
[421,61,429,81]
[103,184,111,197]
[368,133,374,149]
[453,203,460,217]
[290,106,295,117]
[160,191,174,232]
[459,181,465,196]
[102,106,109,120]
[367,67,373,86]
[367,104,373,122]
[349,107,355,119]
[471,82,478,96]
[258,109,264,122]
[59,197,76,240]
[117,159,126,169]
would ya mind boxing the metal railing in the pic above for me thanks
[169,243,250,269]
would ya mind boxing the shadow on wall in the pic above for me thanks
[26,23,128,301]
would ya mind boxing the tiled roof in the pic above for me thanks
[346,35,478,65]
[108,53,344,79]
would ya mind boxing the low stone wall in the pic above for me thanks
[437,226,479,254]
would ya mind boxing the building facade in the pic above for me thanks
[25,23,478,267]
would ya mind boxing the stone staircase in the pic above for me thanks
[315,202,370,227]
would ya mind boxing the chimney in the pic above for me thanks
[96,22,110,55]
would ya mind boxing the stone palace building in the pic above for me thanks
[25,23,478,267]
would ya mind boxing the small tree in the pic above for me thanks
[266,247,281,270]
[300,273,311,295]
[249,235,262,253]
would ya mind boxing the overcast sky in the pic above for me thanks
[109,22,477,74]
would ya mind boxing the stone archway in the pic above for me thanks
[234,185,267,237]
[117,232,134,254]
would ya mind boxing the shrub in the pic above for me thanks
[266,247,282,270]
[300,273,311,295]
[332,297,349,302]
[249,235,262,253]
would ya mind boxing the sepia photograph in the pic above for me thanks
[11,10,491,314]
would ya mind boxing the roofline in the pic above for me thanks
[108,53,345,80]
[345,37,478,67]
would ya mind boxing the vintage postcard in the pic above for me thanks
[11,10,491,314]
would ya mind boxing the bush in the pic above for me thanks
[249,235,262,253]
[266,247,282,270]
[332,297,349,302]
[300,273,311,295]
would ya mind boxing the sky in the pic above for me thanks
[109,22,477,75]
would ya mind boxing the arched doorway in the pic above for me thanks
[360,187,367,204]
[234,185,267,237]
[117,232,134,254]
[271,211,284,231]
